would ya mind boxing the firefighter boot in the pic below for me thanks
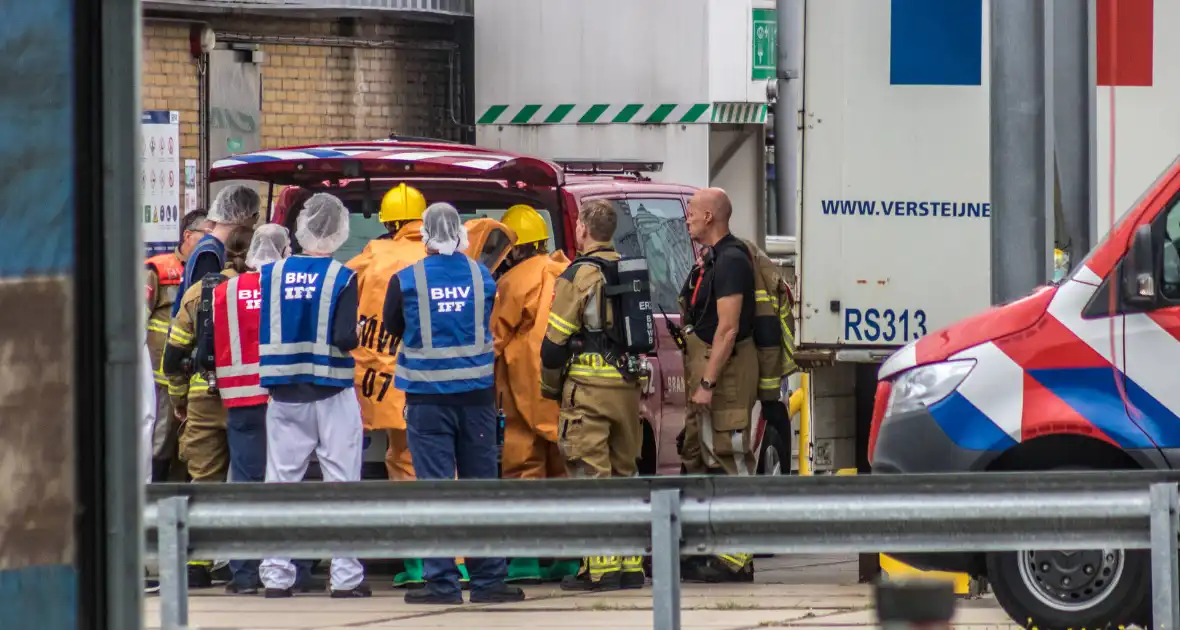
[682,555,755,583]
[187,561,213,589]
[621,556,646,590]
[560,556,622,592]
[718,553,755,582]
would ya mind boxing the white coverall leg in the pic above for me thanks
[141,342,157,485]
[260,389,365,591]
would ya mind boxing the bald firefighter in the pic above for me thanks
[541,199,646,592]
[491,205,578,584]
[678,187,758,582]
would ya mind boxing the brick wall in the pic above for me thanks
[141,15,459,177]
[142,22,202,166]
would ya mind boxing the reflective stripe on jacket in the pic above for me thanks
[394,254,495,395]
[146,251,185,384]
[259,256,356,388]
[213,273,269,407]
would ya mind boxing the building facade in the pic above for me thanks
[142,0,474,208]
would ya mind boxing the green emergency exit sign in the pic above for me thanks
[752,8,777,80]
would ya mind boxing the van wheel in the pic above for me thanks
[984,459,1150,629]
[987,547,1148,630]
[757,423,786,476]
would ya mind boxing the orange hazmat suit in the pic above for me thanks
[491,250,571,478]
[347,221,426,480]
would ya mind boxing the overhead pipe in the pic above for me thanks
[213,31,457,50]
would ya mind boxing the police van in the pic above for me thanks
[209,138,791,481]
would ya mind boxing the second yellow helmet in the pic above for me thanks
[501,204,549,245]
[379,183,427,223]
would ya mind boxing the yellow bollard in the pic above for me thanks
[793,373,812,476]
[834,470,973,595]
[788,382,805,418]
[879,554,972,596]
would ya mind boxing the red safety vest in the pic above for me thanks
[145,253,184,285]
[212,273,269,408]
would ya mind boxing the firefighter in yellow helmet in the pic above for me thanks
[346,183,430,588]
[490,205,579,584]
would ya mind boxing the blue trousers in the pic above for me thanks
[405,400,507,597]
[226,404,314,589]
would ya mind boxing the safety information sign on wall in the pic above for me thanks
[141,110,181,256]
[752,8,777,80]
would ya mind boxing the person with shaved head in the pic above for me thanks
[678,187,759,582]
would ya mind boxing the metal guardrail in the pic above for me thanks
[145,472,1180,630]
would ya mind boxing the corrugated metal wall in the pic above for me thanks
[0,0,79,627]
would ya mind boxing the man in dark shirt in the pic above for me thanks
[678,187,760,582]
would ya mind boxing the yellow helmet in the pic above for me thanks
[379,183,427,223]
[501,204,549,245]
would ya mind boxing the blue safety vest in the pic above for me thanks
[257,255,356,389]
[171,234,225,316]
[394,254,495,395]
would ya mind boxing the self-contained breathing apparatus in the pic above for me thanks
[566,255,656,383]
[675,239,797,399]
[184,273,227,395]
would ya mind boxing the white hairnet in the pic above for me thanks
[295,193,350,254]
[246,224,291,270]
[421,202,468,256]
[208,184,261,226]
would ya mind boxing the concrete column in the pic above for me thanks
[990,0,1054,304]
[775,0,803,237]
[1052,0,1096,265]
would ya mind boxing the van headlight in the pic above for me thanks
[885,360,975,417]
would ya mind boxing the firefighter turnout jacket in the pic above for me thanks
[145,251,185,385]
[540,242,643,479]
[540,244,636,394]
[165,270,239,409]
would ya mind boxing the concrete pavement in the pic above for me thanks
[144,555,1022,629]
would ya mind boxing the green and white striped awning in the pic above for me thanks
[711,102,769,124]
[477,103,768,126]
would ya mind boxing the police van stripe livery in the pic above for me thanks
[879,262,1180,452]
[212,146,518,173]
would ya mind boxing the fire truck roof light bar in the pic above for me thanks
[553,159,664,174]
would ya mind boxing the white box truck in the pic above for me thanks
[473,0,1180,476]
